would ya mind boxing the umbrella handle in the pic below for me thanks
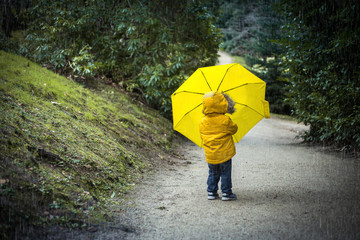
[262,100,270,119]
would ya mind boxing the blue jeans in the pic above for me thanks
[207,159,232,194]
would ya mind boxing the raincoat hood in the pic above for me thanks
[203,91,228,115]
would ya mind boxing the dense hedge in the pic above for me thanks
[277,0,360,148]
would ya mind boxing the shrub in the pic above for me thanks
[18,0,221,117]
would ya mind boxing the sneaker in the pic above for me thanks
[222,193,237,201]
[208,192,219,200]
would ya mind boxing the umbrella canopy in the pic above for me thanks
[171,63,270,147]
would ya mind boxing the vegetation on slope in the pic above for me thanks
[1,0,222,117]
[0,51,176,238]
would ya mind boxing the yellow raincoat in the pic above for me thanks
[199,91,238,164]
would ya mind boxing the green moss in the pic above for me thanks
[0,50,177,237]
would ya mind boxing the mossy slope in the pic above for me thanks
[0,51,176,238]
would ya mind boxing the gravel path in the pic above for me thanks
[217,51,234,65]
[120,117,359,240]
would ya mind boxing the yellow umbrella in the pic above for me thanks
[171,63,270,147]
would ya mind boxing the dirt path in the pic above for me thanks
[217,51,234,65]
[63,52,359,240]
[117,117,359,240]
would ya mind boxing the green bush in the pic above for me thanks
[0,32,19,54]
[243,0,290,114]
[277,0,360,148]
[18,0,221,117]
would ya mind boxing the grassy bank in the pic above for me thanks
[0,51,177,238]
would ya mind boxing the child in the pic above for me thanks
[199,91,238,201]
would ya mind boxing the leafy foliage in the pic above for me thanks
[244,0,290,114]
[16,0,222,117]
[217,0,290,114]
[276,0,360,147]
[0,0,24,54]
[216,0,259,55]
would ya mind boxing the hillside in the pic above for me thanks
[0,51,177,239]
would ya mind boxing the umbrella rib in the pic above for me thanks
[173,91,205,96]
[235,102,264,117]
[174,103,203,129]
[223,82,264,93]
[200,69,213,91]
[216,63,236,91]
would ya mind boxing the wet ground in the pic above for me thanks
[116,117,359,240]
